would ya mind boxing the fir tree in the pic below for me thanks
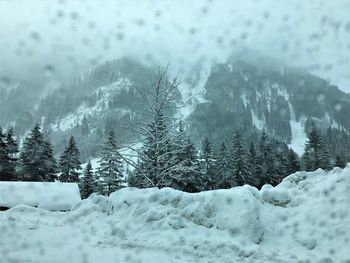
[335,153,346,169]
[131,67,181,189]
[0,127,14,181]
[42,141,58,181]
[19,124,57,181]
[167,121,202,192]
[6,127,18,180]
[215,142,232,189]
[247,142,259,187]
[81,159,95,199]
[302,124,330,171]
[201,137,216,190]
[230,131,250,187]
[97,130,123,195]
[286,148,300,175]
[59,136,81,182]
[256,130,278,187]
[181,140,202,192]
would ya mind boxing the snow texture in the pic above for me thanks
[0,181,81,211]
[1,165,349,262]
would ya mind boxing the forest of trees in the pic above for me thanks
[0,68,348,199]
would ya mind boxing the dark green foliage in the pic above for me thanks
[286,149,300,174]
[229,131,251,186]
[135,111,170,188]
[214,142,232,189]
[19,124,57,181]
[80,160,95,199]
[200,137,217,190]
[59,136,81,182]
[255,130,279,187]
[168,121,202,192]
[335,153,346,169]
[302,124,330,171]
[130,68,181,189]
[247,142,260,186]
[0,127,15,181]
[97,130,124,195]
[5,128,18,180]
[42,141,58,181]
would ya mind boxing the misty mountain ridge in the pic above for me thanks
[1,56,350,160]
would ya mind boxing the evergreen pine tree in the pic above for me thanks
[256,130,278,187]
[6,128,18,180]
[181,140,202,192]
[230,131,251,186]
[286,148,300,175]
[215,142,233,189]
[131,68,181,189]
[302,124,330,171]
[0,127,14,181]
[59,136,81,182]
[201,137,216,190]
[166,121,202,192]
[335,153,346,169]
[81,159,95,199]
[42,141,58,181]
[97,130,123,195]
[247,142,259,187]
[19,124,57,181]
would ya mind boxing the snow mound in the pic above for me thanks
[1,165,349,262]
[70,186,265,244]
[0,181,81,211]
[109,186,264,244]
[261,184,291,206]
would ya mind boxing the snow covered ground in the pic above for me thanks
[1,166,349,263]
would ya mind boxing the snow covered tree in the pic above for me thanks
[214,142,232,189]
[42,141,58,181]
[97,130,124,195]
[256,130,279,187]
[0,127,14,181]
[201,137,216,190]
[59,136,81,182]
[247,142,259,187]
[129,66,182,189]
[6,128,18,180]
[229,131,250,187]
[19,124,57,181]
[335,153,346,169]
[286,148,300,175]
[168,121,202,192]
[80,159,95,199]
[302,125,330,171]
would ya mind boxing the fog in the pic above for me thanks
[0,0,350,92]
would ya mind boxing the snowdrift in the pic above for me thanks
[1,165,349,262]
[0,181,81,211]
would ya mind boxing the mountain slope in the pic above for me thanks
[2,56,350,160]
[188,59,350,155]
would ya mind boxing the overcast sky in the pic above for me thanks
[0,0,350,92]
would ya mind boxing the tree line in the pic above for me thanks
[0,68,348,199]
[0,118,347,199]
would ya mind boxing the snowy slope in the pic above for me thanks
[51,78,132,132]
[1,166,349,262]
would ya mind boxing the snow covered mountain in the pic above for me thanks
[2,56,350,160]
[1,164,349,262]
[188,59,350,155]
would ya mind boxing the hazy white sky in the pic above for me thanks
[0,0,350,92]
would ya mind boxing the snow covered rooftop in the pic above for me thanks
[0,181,81,211]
